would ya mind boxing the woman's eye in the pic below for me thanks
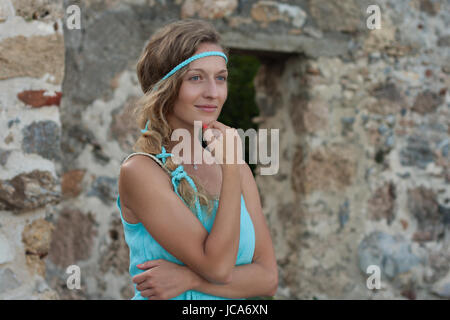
[188,75,227,81]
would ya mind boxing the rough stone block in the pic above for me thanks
[0,268,21,294]
[12,0,63,21]
[358,231,420,280]
[407,186,445,242]
[0,170,60,212]
[87,176,118,205]
[22,120,61,161]
[411,90,444,115]
[0,232,14,264]
[61,169,86,198]
[48,208,96,267]
[400,135,435,169]
[0,34,64,84]
[181,0,237,19]
[367,183,396,224]
[291,145,357,194]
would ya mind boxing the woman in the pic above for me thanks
[117,19,278,300]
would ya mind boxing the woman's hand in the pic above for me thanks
[203,120,243,167]
[132,259,196,300]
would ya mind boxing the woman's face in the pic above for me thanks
[169,42,228,128]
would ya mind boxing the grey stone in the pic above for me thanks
[358,231,421,280]
[0,148,12,166]
[437,35,450,47]
[385,134,395,148]
[60,123,109,171]
[361,114,370,124]
[400,135,435,169]
[87,176,118,205]
[341,117,355,135]
[385,114,396,125]
[418,122,448,134]
[369,52,381,63]
[62,3,157,105]
[396,172,411,179]
[255,92,281,117]
[222,31,350,59]
[378,124,388,135]
[437,139,448,157]
[419,0,441,16]
[308,0,370,33]
[401,108,407,116]
[22,121,61,161]
[407,186,444,241]
[303,26,323,39]
[411,91,444,115]
[0,268,21,294]
[0,232,14,264]
[35,278,50,293]
[432,271,450,299]
[439,205,450,225]
[341,117,355,125]
[7,118,20,128]
[0,170,60,212]
[442,144,448,157]
[338,199,350,230]
[371,83,403,102]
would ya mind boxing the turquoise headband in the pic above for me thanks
[141,51,228,134]
[160,51,228,83]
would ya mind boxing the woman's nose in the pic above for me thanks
[203,79,219,98]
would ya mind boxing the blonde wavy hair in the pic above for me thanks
[132,19,229,217]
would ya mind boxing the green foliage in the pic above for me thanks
[217,54,261,174]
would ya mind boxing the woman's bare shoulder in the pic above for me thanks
[119,154,172,206]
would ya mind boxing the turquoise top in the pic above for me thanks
[116,148,255,300]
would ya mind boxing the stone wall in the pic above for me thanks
[0,0,64,299]
[0,0,448,299]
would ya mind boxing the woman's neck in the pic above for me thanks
[166,128,205,165]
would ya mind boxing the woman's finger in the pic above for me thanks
[140,288,155,298]
[208,121,228,134]
[203,128,217,142]
[136,278,152,291]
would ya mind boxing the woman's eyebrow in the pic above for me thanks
[187,68,228,74]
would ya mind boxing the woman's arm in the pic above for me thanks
[191,163,278,298]
[134,258,277,300]
[188,260,277,299]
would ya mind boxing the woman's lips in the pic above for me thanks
[195,105,217,112]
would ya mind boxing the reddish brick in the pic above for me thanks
[61,169,86,198]
[17,90,62,108]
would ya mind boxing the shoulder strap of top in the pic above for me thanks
[121,152,171,176]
